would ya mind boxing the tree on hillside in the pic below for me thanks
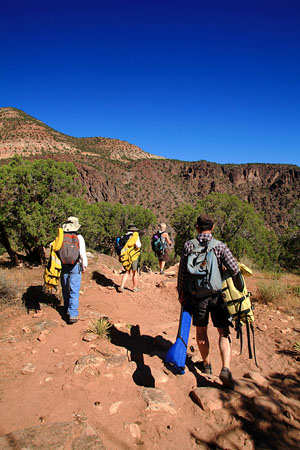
[0,157,85,264]
[171,193,279,270]
[280,201,300,274]
[82,202,156,254]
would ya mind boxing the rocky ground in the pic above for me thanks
[0,253,299,450]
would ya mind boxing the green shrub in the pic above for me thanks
[85,317,112,338]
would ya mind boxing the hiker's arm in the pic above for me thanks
[163,232,172,246]
[78,235,88,271]
[220,243,239,276]
[178,290,185,305]
[52,227,64,252]
[177,242,191,301]
[135,235,142,248]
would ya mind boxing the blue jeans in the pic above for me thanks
[61,264,82,318]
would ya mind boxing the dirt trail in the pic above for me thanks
[0,254,299,449]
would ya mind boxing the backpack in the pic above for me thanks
[151,232,165,256]
[222,263,258,366]
[115,233,131,256]
[186,238,222,298]
[57,232,80,265]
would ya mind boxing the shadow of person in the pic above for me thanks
[130,325,155,387]
[109,324,172,388]
[22,285,60,312]
[92,271,116,288]
[22,285,69,323]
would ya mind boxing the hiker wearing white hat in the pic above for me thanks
[59,217,88,324]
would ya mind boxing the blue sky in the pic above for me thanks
[1,0,299,165]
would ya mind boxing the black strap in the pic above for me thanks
[250,322,259,367]
[246,319,253,360]
[178,335,188,348]
[236,323,243,355]
[176,307,188,348]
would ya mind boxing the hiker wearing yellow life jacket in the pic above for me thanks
[118,224,141,293]
[59,217,88,325]
[177,214,243,389]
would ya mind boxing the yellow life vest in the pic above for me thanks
[119,231,141,271]
[222,263,258,366]
[222,263,254,324]
[43,227,64,293]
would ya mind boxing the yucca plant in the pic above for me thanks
[294,342,300,353]
[85,317,112,339]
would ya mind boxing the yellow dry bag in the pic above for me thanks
[43,228,64,293]
[222,263,258,366]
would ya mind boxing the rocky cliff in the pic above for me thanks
[1,107,299,232]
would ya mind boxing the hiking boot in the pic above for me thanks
[160,270,165,275]
[133,288,140,293]
[196,361,212,374]
[219,367,234,389]
[118,287,125,293]
[68,317,78,324]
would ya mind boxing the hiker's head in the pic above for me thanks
[62,217,81,231]
[159,223,167,232]
[127,223,139,232]
[62,216,81,232]
[196,214,214,233]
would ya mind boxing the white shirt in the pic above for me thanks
[78,234,88,269]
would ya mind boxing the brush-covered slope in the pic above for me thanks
[0,107,164,161]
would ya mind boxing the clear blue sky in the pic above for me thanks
[1,0,299,165]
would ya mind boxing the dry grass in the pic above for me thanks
[0,269,19,308]
[257,278,300,313]
[0,262,45,310]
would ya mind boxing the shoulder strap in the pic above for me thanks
[207,237,221,251]
[190,238,200,247]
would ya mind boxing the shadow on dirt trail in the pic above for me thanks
[190,370,300,450]
[110,323,174,388]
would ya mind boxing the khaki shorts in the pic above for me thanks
[131,257,140,271]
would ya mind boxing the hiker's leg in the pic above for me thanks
[217,327,232,369]
[120,270,129,289]
[196,326,210,365]
[61,270,70,309]
[67,264,82,318]
[159,260,166,273]
[132,269,138,289]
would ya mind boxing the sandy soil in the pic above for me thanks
[0,254,299,449]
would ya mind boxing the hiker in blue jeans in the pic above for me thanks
[60,217,88,324]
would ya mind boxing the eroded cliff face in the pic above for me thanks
[1,107,298,233]
[75,159,299,231]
